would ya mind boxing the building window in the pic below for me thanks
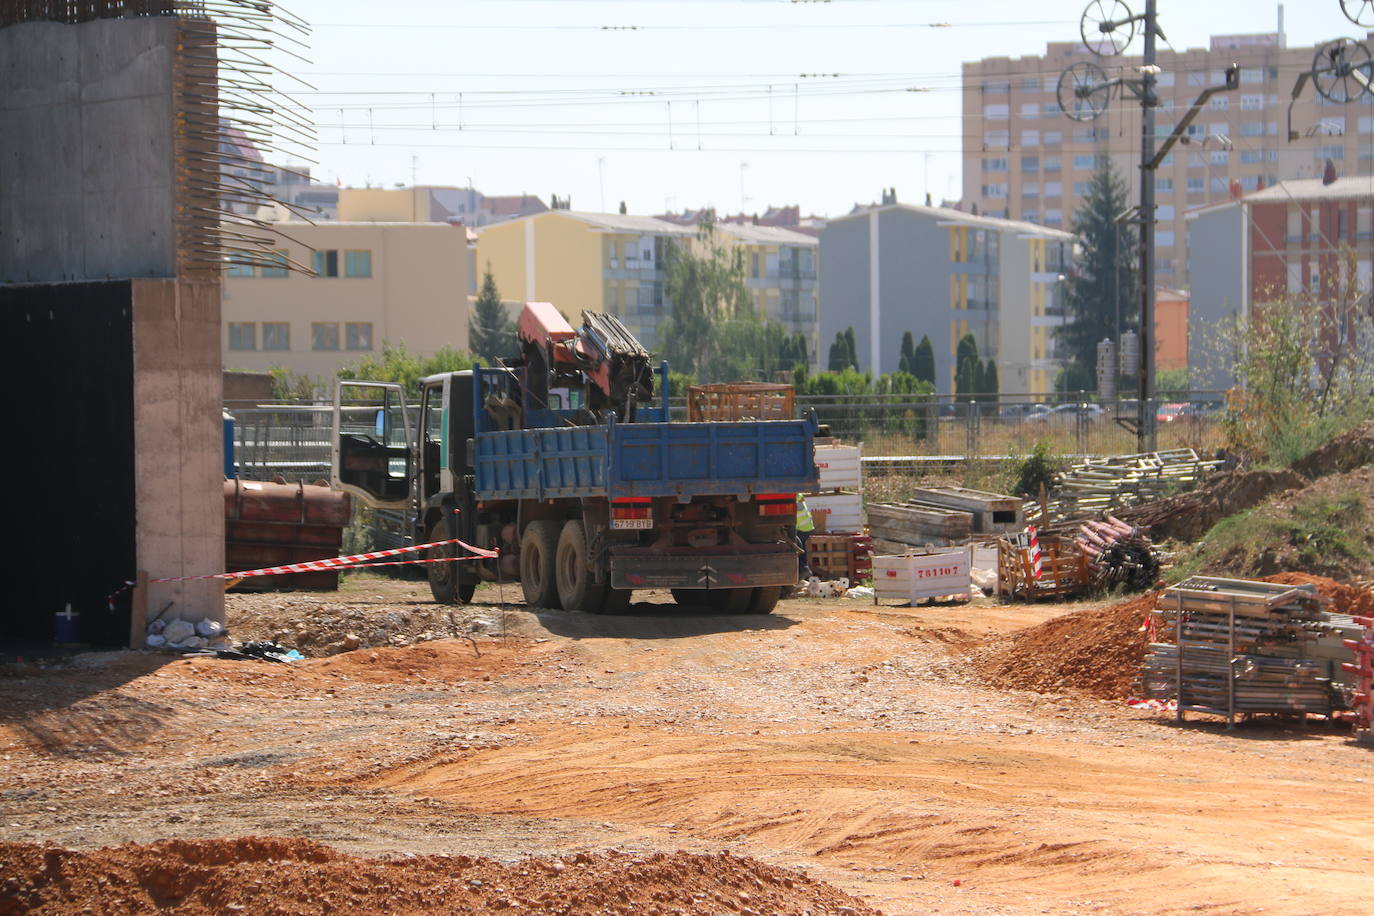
[1240,149,1263,164]
[345,249,372,278]
[1021,155,1039,172]
[262,322,290,351]
[1073,154,1095,169]
[228,322,256,350]
[1157,71,1175,87]
[1240,68,1263,85]
[346,322,373,351]
[985,130,1010,148]
[1043,130,1062,145]
[982,183,1009,198]
[1072,181,1090,195]
[1187,177,1205,192]
[1318,144,1345,161]
[1021,130,1040,147]
[1155,177,1173,192]
[1240,122,1264,137]
[1019,103,1039,119]
[1043,182,1062,197]
[260,249,289,278]
[1241,94,1264,111]
[1210,150,1229,165]
[1156,204,1175,220]
[1044,209,1063,226]
[312,322,340,351]
[984,104,1009,120]
[227,258,254,278]
[1022,183,1040,198]
[1358,207,1372,238]
[1043,156,1061,172]
[313,249,339,277]
[1155,230,1175,248]
[983,157,1008,172]
[983,80,1009,94]
[1210,96,1229,111]
[1020,77,1040,91]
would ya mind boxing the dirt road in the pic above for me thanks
[3,576,1371,914]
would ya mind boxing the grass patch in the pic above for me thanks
[1168,488,1373,583]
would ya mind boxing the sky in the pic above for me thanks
[265,0,1370,218]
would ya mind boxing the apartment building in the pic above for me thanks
[474,210,821,356]
[715,222,820,359]
[963,29,1374,289]
[222,221,472,379]
[337,186,546,227]
[819,204,1072,395]
[1186,174,1374,382]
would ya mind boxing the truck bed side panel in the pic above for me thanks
[474,420,816,502]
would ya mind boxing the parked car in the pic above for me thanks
[1156,402,1188,423]
[1023,404,1054,423]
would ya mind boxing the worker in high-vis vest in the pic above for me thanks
[795,492,814,579]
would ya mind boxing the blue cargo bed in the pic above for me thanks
[474,416,818,501]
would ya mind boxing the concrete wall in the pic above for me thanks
[818,214,872,372]
[0,19,177,282]
[133,279,225,627]
[223,222,472,379]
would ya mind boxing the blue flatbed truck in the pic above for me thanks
[333,350,819,615]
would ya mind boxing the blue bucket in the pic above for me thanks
[54,605,80,643]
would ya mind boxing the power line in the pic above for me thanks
[312,19,1074,31]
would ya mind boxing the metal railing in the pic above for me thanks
[225,390,1230,482]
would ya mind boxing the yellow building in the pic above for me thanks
[475,210,695,348]
[222,221,472,380]
[476,210,821,357]
[716,222,819,361]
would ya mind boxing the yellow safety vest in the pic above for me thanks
[796,494,814,532]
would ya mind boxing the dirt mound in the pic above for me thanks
[977,593,1157,700]
[1118,467,1304,542]
[0,837,883,916]
[1292,420,1374,478]
[1179,468,1374,584]
[1259,572,1374,617]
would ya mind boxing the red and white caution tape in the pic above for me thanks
[108,536,498,609]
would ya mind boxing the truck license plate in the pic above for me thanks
[611,518,653,530]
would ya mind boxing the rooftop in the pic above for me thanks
[826,203,1073,239]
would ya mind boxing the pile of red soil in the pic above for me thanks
[1260,572,1374,617]
[0,837,883,916]
[978,573,1374,702]
[977,593,1157,701]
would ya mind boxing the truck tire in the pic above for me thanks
[520,520,562,609]
[426,522,477,605]
[670,588,707,610]
[746,586,784,615]
[714,588,754,614]
[555,520,605,612]
[598,587,634,615]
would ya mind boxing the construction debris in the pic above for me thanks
[906,486,1024,536]
[805,532,873,582]
[1028,449,1224,527]
[996,534,1091,601]
[1142,576,1359,725]
[865,501,971,545]
[1075,516,1159,592]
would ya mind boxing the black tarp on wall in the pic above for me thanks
[1,281,135,647]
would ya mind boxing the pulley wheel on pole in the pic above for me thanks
[1342,0,1374,28]
[1312,37,1374,104]
[1080,0,1136,56]
[1058,62,1112,122]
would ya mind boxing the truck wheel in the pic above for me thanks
[715,588,754,614]
[555,520,605,612]
[670,588,709,610]
[746,586,784,615]
[427,522,479,605]
[598,587,634,615]
[520,520,562,609]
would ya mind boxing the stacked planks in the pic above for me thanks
[1142,577,1348,724]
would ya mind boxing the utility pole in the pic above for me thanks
[1138,0,1157,452]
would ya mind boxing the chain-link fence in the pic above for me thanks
[225,391,1231,484]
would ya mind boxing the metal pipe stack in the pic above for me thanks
[1074,515,1159,591]
[1143,577,1344,726]
[1026,449,1224,526]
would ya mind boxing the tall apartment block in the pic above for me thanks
[962,27,1374,289]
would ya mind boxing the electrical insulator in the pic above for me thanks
[1097,339,1117,400]
[1120,330,1140,378]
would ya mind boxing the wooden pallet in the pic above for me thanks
[996,535,1091,600]
[686,383,794,422]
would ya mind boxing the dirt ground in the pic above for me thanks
[3,574,1373,915]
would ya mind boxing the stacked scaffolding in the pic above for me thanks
[1143,577,1344,725]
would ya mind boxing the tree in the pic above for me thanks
[827,327,859,372]
[658,226,753,379]
[955,333,981,401]
[911,335,936,387]
[468,267,517,362]
[338,342,481,397]
[1057,162,1139,387]
[982,359,999,397]
[898,331,916,375]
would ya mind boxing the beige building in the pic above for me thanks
[963,30,1374,288]
[476,210,821,357]
[222,221,472,380]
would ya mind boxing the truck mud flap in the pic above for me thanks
[609,551,797,590]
